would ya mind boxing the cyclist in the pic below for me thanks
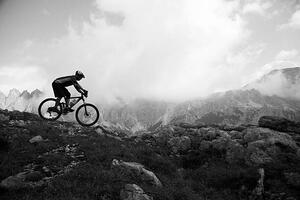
[50,70,87,113]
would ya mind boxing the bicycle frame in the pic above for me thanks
[66,94,90,115]
[68,93,86,109]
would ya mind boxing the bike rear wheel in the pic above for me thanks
[75,103,99,126]
[38,98,62,121]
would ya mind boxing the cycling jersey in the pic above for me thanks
[54,75,78,87]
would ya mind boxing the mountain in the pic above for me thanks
[0,89,43,113]
[103,99,170,132]
[103,67,300,130]
[244,67,300,99]
[2,67,300,130]
[167,89,300,126]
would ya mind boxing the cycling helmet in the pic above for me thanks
[75,70,85,78]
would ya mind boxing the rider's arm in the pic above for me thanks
[74,82,86,93]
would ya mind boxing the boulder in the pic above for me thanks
[0,171,45,190]
[29,135,48,144]
[0,172,27,189]
[95,127,105,136]
[167,136,191,153]
[258,116,300,134]
[120,184,153,200]
[112,159,162,187]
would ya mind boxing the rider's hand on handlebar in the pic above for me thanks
[82,90,88,97]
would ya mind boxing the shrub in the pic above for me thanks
[0,136,9,152]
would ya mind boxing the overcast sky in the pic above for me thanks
[0,0,300,101]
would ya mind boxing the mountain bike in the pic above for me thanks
[38,91,99,126]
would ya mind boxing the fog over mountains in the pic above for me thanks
[2,67,300,132]
[0,89,42,113]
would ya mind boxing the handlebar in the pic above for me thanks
[81,90,88,98]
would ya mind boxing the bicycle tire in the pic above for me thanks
[38,98,62,121]
[75,103,99,126]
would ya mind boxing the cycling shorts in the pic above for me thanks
[52,81,71,98]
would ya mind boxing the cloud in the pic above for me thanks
[0,65,48,95]
[247,60,299,85]
[278,9,300,29]
[16,0,253,102]
[242,0,273,16]
[275,49,299,60]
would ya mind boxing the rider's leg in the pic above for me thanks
[55,97,62,107]
[52,81,63,108]
[63,89,74,112]
[65,97,70,108]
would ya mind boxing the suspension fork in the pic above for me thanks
[82,98,88,115]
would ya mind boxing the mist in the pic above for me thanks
[1,0,300,103]
[1,0,256,103]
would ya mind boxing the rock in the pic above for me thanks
[217,130,231,138]
[0,113,9,122]
[167,136,191,153]
[258,116,300,134]
[112,159,162,187]
[0,172,27,189]
[120,184,153,200]
[229,130,243,140]
[203,128,218,140]
[199,140,211,151]
[222,124,247,132]
[211,137,229,151]
[243,128,298,150]
[246,146,273,166]
[226,142,245,163]
[284,172,300,187]
[29,135,45,144]
[95,127,105,136]
[176,122,205,129]
[297,149,300,159]
[251,168,265,198]
[24,171,44,182]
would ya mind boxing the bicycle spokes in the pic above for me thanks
[38,98,62,121]
[76,104,99,126]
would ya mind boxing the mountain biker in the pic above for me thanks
[50,71,87,113]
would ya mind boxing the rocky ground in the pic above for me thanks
[0,109,299,200]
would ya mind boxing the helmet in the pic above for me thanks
[75,70,85,78]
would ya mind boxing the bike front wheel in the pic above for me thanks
[38,98,62,121]
[75,103,99,126]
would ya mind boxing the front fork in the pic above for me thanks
[82,99,89,115]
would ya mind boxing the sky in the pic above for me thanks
[0,0,300,102]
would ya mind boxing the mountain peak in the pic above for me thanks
[30,89,43,97]
[8,88,21,97]
[20,90,31,99]
[243,67,300,99]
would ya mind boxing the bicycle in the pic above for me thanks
[38,91,100,126]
